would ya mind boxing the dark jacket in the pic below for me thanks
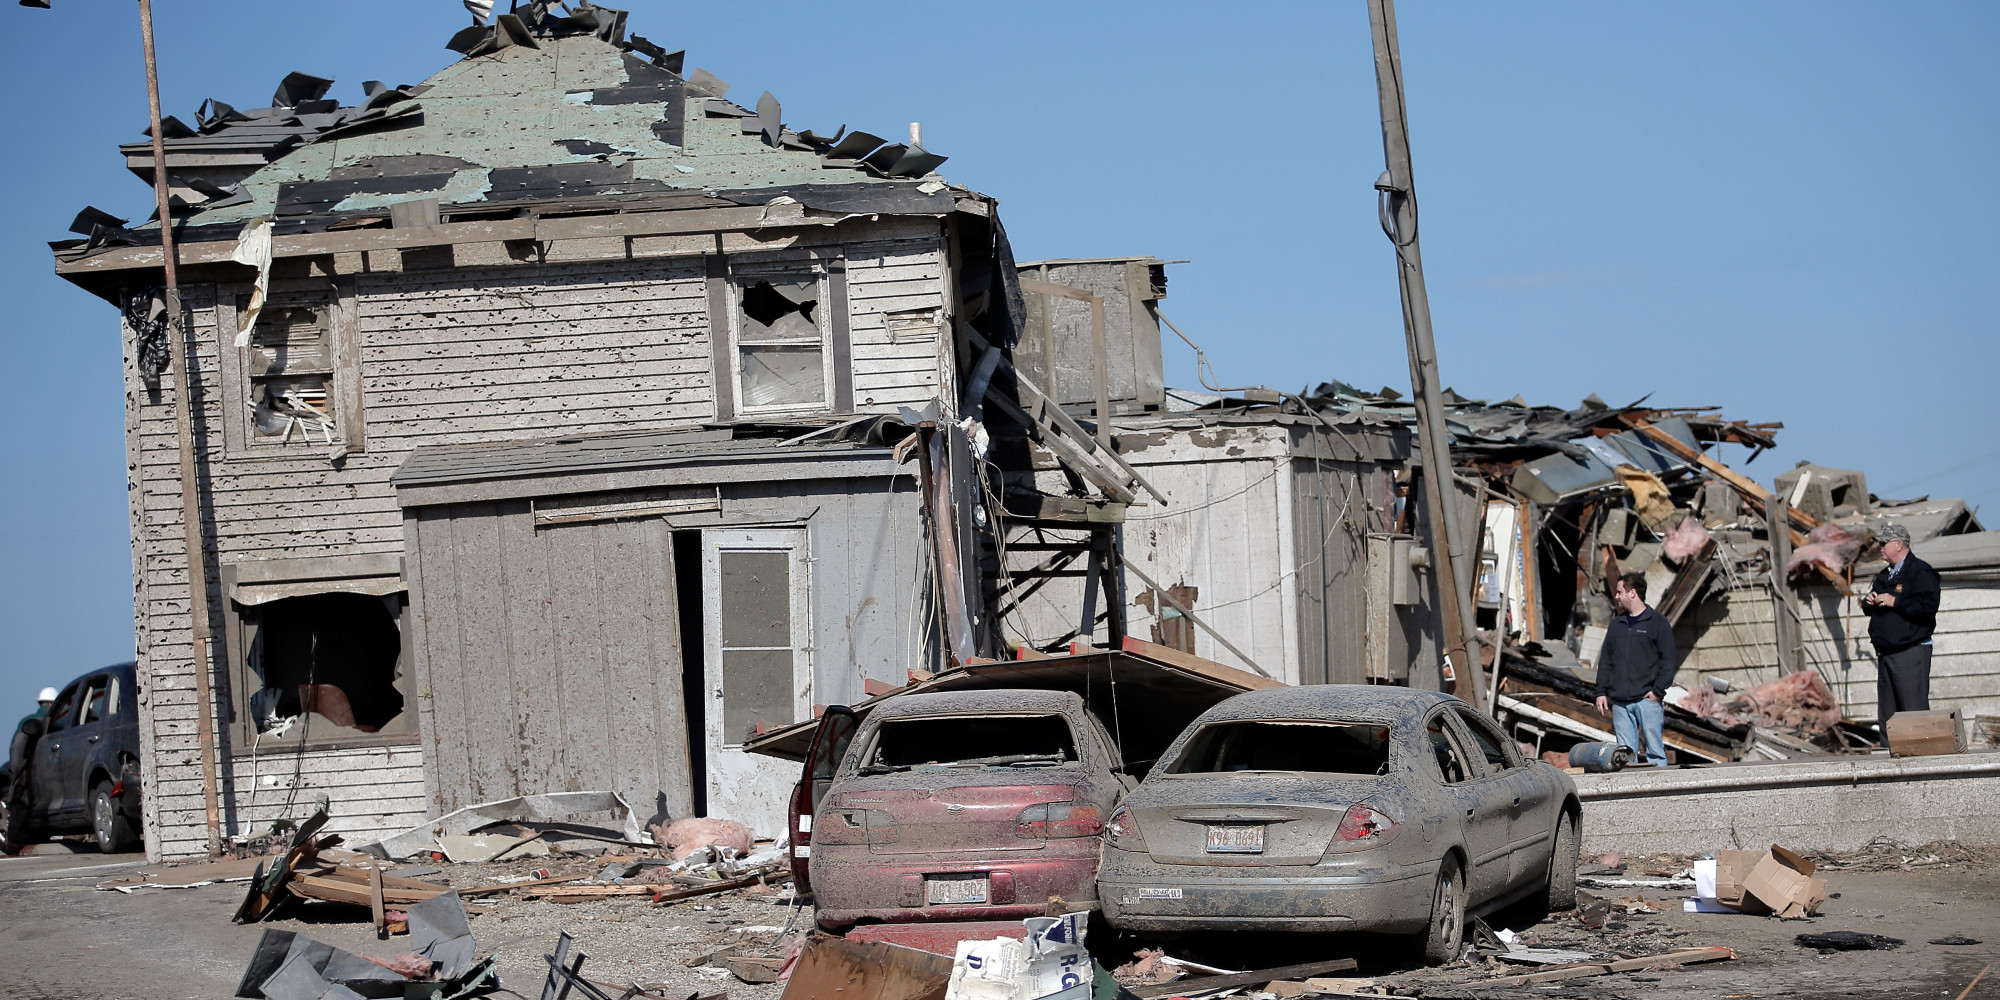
[1863,553,1941,655]
[1596,606,1678,704]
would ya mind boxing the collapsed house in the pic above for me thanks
[54,5,1452,859]
[1271,384,1999,759]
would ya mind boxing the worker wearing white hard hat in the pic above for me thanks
[7,686,61,852]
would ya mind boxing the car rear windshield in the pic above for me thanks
[1167,720,1392,775]
[860,714,1078,772]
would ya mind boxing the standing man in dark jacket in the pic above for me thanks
[1593,572,1677,766]
[1861,523,1940,722]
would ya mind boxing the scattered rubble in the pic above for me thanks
[1794,931,1905,953]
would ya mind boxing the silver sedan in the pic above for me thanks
[1097,686,1580,963]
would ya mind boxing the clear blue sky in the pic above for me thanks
[1,2,1994,716]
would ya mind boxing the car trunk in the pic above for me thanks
[831,777,1085,856]
[1131,774,1384,866]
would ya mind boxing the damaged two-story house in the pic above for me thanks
[55,6,1438,859]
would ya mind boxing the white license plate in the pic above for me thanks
[1205,824,1264,853]
[926,877,989,904]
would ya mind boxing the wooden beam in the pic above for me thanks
[53,203,836,276]
[1624,418,1848,593]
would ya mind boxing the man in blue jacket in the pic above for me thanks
[1861,523,1940,723]
[1593,572,1678,767]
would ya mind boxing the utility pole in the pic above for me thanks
[139,0,224,857]
[1366,0,1486,712]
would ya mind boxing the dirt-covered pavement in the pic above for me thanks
[1,841,1996,1000]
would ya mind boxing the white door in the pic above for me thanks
[703,527,813,839]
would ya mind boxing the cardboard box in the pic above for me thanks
[1887,709,1964,757]
[1741,845,1825,919]
[1713,849,1767,912]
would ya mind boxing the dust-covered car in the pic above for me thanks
[5,663,144,854]
[795,689,1133,930]
[1097,686,1579,962]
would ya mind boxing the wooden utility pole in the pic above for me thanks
[1366,0,1485,711]
[140,0,223,857]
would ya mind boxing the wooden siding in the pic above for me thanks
[844,237,950,413]
[1676,581,2000,723]
[404,505,694,818]
[401,474,931,834]
[127,230,951,859]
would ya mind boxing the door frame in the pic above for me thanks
[701,526,813,836]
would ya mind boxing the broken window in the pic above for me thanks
[861,715,1079,772]
[242,592,406,736]
[733,277,827,411]
[247,303,338,446]
[79,676,114,725]
[1168,721,1392,776]
[1427,715,1474,784]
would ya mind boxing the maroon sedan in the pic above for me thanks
[793,689,1131,930]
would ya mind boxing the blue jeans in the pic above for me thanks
[1611,697,1668,767]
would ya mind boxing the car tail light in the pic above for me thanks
[1104,803,1148,853]
[1015,801,1105,839]
[1324,803,1400,854]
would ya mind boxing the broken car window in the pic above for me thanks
[735,278,827,410]
[1166,721,1392,776]
[1451,706,1512,772]
[44,683,80,733]
[860,715,1078,774]
[1427,715,1473,784]
[80,678,112,725]
[718,549,797,744]
[246,592,405,734]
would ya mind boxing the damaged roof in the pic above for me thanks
[105,5,963,241]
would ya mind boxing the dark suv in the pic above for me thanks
[3,663,144,854]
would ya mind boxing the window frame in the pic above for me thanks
[1450,703,1526,772]
[1425,708,1479,786]
[706,255,854,420]
[728,270,834,416]
[215,281,365,460]
[219,558,419,751]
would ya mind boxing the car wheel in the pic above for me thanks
[92,782,138,854]
[1543,809,1579,912]
[1420,855,1467,966]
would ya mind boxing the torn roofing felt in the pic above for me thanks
[114,9,966,239]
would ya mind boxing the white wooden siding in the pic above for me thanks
[1676,581,2000,725]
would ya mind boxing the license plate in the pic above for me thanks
[1205,824,1264,853]
[926,877,989,904]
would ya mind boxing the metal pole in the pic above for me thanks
[1366,0,1485,711]
[140,0,223,857]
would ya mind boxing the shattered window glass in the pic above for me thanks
[1167,721,1392,776]
[719,550,796,744]
[248,304,338,446]
[735,278,826,410]
[861,715,1079,772]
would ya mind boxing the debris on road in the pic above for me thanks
[1795,931,1906,953]
[365,791,647,861]
[1931,935,1983,946]
[782,936,954,1000]
[233,891,498,999]
[1688,845,1827,918]
[945,909,1095,1000]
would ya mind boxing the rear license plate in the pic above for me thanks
[926,877,989,904]
[1205,824,1264,853]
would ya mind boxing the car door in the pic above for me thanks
[788,706,860,894]
[1451,704,1555,889]
[70,675,116,799]
[1428,708,1511,905]
[33,682,81,824]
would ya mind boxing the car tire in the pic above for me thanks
[1419,855,1467,966]
[92,781,138,855]
[1543,809,1579,912]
